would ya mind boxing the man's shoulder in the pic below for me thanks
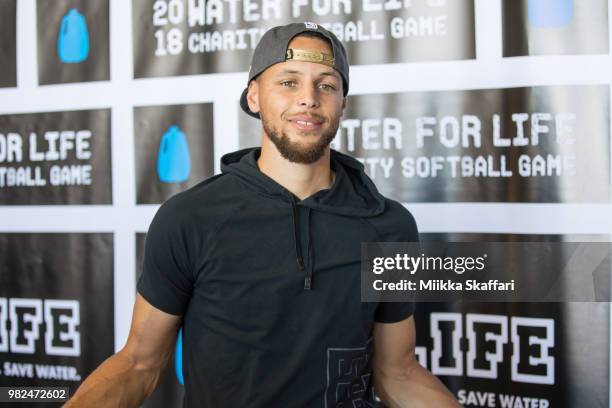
[164,172,229,206]
[368,197,419,242]
[152,172,244,231]
[382,197,414,218]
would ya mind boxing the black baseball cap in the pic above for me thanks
[240,22,350,119]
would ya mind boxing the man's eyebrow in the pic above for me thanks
[275,69,341,80]
[319,71,341,80]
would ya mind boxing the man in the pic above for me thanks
[66,23,459,407]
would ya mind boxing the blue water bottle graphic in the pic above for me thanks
[528,0,573,27]
[157,125,191,183]
[57,8,90,63]
[175,328,184,385]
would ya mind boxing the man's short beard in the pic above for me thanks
[261,113,339,164]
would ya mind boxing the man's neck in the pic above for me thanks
[257,137,335,201]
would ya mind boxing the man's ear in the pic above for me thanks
[246,80,260,114]
[342,97,347,111]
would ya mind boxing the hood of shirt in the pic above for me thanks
[220,147,386,217]
[221,147,386,291]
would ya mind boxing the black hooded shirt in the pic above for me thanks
[137,147,419,408]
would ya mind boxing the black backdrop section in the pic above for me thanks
[414,302,610,408]
[133,0,475,78]
[136,233,185,408]
[416,233,610,408]
[134,103,214,204]
[0,0,17,88]
[37,0,110,85]
[337,86,610,203]
[0,109,112,205]
[503,0,609,57]
[0,233,115,407]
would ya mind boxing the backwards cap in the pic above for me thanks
[240,22,349,119]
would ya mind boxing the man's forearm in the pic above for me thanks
[64,349,165,408]
[374,362,460,408]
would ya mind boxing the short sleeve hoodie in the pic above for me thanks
[138,147,419,407]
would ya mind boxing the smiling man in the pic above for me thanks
[247,34,343,167]
[66,23,459,408]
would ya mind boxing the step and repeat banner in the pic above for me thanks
[416,234,610,408]
[1,0,611,407]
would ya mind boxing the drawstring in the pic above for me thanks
[288,192,313,290]
[304,208,313,290]
[289,196,305,272]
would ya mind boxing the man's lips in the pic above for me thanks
[287,115,324,131]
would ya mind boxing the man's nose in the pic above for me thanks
[297,84,319,109]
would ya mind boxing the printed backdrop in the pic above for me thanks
[1,1,611,407]
[0,233,114,402]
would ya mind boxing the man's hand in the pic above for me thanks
[64,294,181,408]
[372,316,461,408]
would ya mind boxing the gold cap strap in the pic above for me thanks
[286,49,335,67]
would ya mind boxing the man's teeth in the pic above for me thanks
[297,120,314,126]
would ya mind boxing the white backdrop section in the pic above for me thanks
[0,0,611,402]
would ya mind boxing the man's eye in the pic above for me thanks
[280,80,296,87]
[319,83,336,91]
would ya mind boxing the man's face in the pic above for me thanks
[246,35,346,164]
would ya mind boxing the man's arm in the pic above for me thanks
[64,293,181,407]
[372,316,461,408]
